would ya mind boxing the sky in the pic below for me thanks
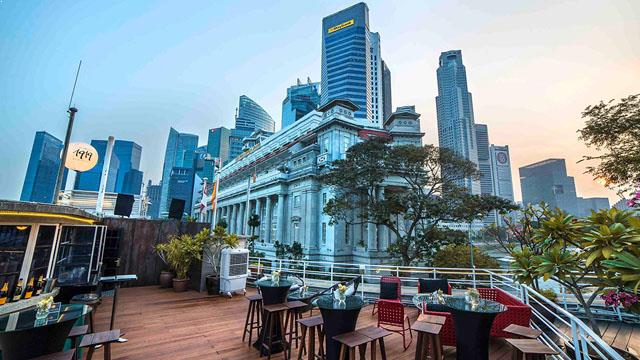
[0,0,638,204]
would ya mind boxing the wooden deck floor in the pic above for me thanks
[89,286,639,360]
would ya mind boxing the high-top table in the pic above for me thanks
[315,295,364,360]
[254,279,293,355]
[0,304,91,360]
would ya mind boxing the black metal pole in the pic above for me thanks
[53,107,76,204]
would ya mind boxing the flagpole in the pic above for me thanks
[199,177,208,222]
[243,172,252,235]
[211,159,221,228]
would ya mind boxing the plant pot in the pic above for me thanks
[159,271,173,288]
[172,278,190,292]
[206,275,220,295]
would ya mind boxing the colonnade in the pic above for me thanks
[217,193,286,243]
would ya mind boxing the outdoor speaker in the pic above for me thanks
[168,198,185,220]
[114,193,134,217]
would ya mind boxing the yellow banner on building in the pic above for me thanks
[328,19,354,33]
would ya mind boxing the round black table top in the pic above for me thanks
[315,295,364,310]
[445,297,507,314]
[287,289,318,301]
[256,279,293,288]
[0,304,90,333]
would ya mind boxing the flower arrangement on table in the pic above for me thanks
[299,284,309,296]
[465,288,480,307]
[36,296,54,319]
[335,283,348,303]
[271,270,281,284]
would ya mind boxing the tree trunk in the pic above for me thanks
[573,290,601,337]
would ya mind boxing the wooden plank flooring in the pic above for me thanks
[91,286,521,359]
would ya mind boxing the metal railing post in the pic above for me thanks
[396,266,400,277]
[489,273,494,288]
[570,318,582,360]
[257,258,261,277]
[330,263,334,284]
[302,261,307,283]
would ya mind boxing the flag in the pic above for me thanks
[210,181,217,211]
[252,169,257,183]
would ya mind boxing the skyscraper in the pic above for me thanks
[21,131,67,203]
[381,60,392,121]
[234,95,275,133]
[203,127,230,180]
[282,78,320,128]
[146,180,162,219]
[321,2,386,128]
[519,159,579,214]
[436,50,480,194]
[159,128,199,217]
[74,140,143,195]
[229,95,274,160]
[489,145,514,202]
[167,167,195,219]
[475,124,493,195]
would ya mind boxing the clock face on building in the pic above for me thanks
[497,152,508,165]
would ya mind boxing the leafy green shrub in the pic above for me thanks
[432,244,499,269]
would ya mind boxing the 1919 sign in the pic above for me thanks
[65,142,99,172]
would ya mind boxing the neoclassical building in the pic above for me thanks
[199,99,424,264]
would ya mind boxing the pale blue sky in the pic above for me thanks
[0,1,638,203]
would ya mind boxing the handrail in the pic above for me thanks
[248,257,629,360]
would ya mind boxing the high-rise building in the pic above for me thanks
[203,127,230,180]
[475,124,493,196]
[229,127,254,161]
[436,50,480,194]
[577,197,610,216]
[321,2,386,128]
[159,128,199,217]
[381,60,392,121]
[282,78,321,128]
[146,180,162,219]
[20,131,67,203]
[489,145,514,202]
[168,167,195,219]
[74,140,143,195]
[194,145,208,180]
[519,159,579,214]
[234,95,275,133]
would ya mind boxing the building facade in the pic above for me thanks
[21,131,67,203]
[198,99,423,264]
[159,128,199,217]
[519,158,579,214]
[576,197,610,217]
[229,95,275,160]
[282,78,321,129]
[74,139,143,195]
[489,145,514,225]
[475,124,493,196]
[436,50,480,194]
[146,180,162,219]
[381,60,392,121]
[321,3,388,128]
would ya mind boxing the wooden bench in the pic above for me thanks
[505,338,558,360]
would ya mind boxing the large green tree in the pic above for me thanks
[578,94,640,196]
[322,138,516,266]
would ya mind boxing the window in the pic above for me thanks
[322,193,327,204]
[342,136,350,154]
[294,195,301,208]
[322,137,330,154]
[321,223,327,245]
[345,224,350,245]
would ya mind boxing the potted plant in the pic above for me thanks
[202,226,239,295]
[154,243,173,288]
[164,233,204,292]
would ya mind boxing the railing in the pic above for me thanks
[248,257,628,360]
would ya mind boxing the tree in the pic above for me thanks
[247,214,260,238]
[578,94,640,196]
[322,138,517,266]
[433,244,499,269]
[202,226,239,277]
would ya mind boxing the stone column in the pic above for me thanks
[229,205,236,234]
[304,189,319,250]
[254,198,263,239]
[238,202,246,235]
[265,196,272,243]
[367,188,377,251]
[377,186,387,250]
[276,193,285,244]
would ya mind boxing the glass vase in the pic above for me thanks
[35,307,49,320]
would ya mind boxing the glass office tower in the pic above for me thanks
[475,124,493,195]
[159,128,199,217]
[74,139,143,195]
[436,50,480,194]
[234,95,275,133]
[321,2,374,125]
[282,79,320,128]
[519,158,579,214]
[21,131,67,203]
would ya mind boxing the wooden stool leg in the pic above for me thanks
[278,311,290,360]
[244,301,253,342]
[370,340,377,360]
[511,348,521,360]
[104,343,111,360]
[308,326,316,360]
[432,334,442,360]
[318,327,325,359]
[86,346,95,360]
[349,346,356,360]
[88,311,95,333]
[298,325,307,360]
[379,338,387,360]
[294,312,301,349]
[414,333,424,360]
[358,344,367,360]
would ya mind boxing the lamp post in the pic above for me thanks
[469,212,483,288]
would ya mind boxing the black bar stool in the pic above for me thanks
[262,303,290,360]
[284,300,307,349]
[243,293,263,345]
[297,315,325,360]
[68,325,89,360]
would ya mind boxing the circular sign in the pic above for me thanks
[65,142,99,172]
[496,152,508,165]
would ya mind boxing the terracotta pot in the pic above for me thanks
[159,271,173,288]
[172,278,189,292]
[206,275,220,295]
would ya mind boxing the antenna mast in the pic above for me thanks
[54,60,82,204]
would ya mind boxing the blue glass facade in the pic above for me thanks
[74,140,143,195]
[204,127,230,179]
[436,50,480,193]
[159,128,199,217]
[282,80,320,128]
[20,131,67,203]
[235,95,275,133]
[519,158,579,214]
[228,127,253,160]
[168,167,195,219]
[146,180,162,219]
[321,2,371,122]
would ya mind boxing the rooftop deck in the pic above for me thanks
[89,286,640,359]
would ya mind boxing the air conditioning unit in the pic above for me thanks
[220,248,250,297]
